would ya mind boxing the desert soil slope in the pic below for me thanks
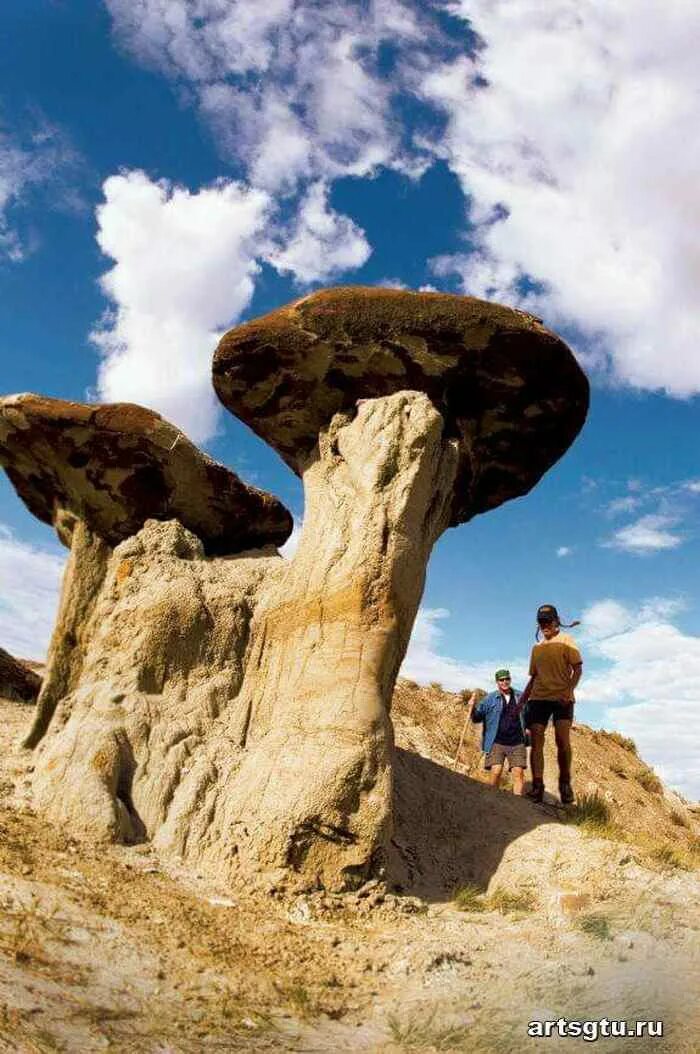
[0,681,698,1053]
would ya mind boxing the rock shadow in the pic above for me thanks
[391,747,557,902]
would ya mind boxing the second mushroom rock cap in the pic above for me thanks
[213,286,589,525]
[0,394,292,554]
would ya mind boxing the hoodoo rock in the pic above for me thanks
[0,394,292,747]
[0,646,41,703]
[174,287,586,888]
[14,288,589,893]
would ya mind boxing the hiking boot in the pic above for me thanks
[527,780,544,803]
[559,782,575,805]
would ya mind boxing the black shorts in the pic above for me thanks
[525,699,574,727]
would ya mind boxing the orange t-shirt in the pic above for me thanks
[529,632,582,702]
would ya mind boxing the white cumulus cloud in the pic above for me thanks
[106,0,432,192]
[556,546,572,558]
[265,181,371,283]
[578,597,700,799]
[0,525,65,660]
[92,170,270,443]
[422,0,700,397]
[401,607,528,693]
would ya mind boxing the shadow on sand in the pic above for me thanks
[390,748,559,901]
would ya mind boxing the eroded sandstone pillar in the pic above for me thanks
[156,392,459,889]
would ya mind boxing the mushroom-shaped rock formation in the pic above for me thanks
[21,289,588,894]
[0,394,292,747]
[0,646,42,703]
[154,286,586,888]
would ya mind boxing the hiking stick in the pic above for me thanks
[453,692,476,767]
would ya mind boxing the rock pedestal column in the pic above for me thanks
[24,517,110,748]
[157,392,459,889]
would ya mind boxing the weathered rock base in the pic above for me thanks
[31,393,458,890]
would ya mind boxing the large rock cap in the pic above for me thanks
[0,394,292,553]
[213,287,589,525]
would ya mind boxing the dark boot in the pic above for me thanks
[527,779,544,803]
[559,781,575,805]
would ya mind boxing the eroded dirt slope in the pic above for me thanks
[0,690,698,1053]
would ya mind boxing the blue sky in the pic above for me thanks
[1,0,699,797]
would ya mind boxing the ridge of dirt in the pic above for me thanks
[1,688,699,1052]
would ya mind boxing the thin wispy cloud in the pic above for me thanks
[606,496,641,517]
[0,525,64,659]
[602,514,683,555]
[0,114,82,261]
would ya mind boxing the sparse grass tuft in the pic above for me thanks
[429,681,444,693]
[610,763,627,779]
[453,884,486,913]
[606,731,638,754]
[636,768,663,795]
[487,888,537,914]
[565,793,611,828]
[388,1007,471,1050]
[577,913,612,941]
[670,809,690,828]
[564,794,625,841]
[454,883,537,914]
[650,843,691,871]
[283,985,316,1020]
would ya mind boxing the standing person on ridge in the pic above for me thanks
[519,605,582,804]
[470,669,528,795]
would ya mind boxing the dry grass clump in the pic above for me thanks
[453,884,487,913]
[605,731,638,754]
[387,1007,471,1051]
[565,793,624,841]
[649,843,693,872]
[635,768,663,795]
[669,809,690,828]
[487,888,537,914]
[453,884,536,915]
[576,913,612,941]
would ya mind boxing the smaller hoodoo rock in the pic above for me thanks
[0,394,292,747]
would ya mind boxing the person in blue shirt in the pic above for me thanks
[470,668,528,795]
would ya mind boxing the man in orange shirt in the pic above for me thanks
[519,604,583,804]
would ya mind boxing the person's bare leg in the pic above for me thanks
[554,719,573,789]
[511,766,525,796]
[488,764,504,789]
[529,724,546,784]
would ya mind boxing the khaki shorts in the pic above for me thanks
[484,742,527,770]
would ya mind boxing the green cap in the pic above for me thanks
[495,668,511,681]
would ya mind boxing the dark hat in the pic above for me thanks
[536,604,560,624]
[494,668,511,681]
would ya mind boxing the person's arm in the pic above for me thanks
[568,662,583,701]
[566,642,583,702]
[470,692,486,723]
[516,677,534,713]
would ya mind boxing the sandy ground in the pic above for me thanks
[1,693,699,1053]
